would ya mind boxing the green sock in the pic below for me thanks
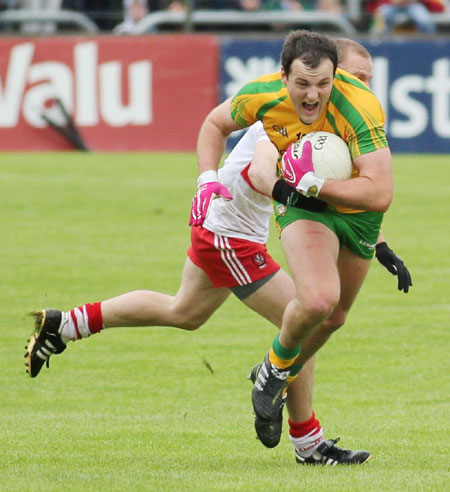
[269,334,300,369]
[289,364,303,377]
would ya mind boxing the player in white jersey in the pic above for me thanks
[187,121,283,295]
[25,39,410,466]
[204,121,272,244]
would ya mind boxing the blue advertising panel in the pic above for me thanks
[220,37,450,154]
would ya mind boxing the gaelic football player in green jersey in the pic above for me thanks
[195,30,395,458]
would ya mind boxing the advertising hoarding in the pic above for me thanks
[220,38,450,153]
[0,35,219,151]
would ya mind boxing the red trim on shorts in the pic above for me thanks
[187,226,280,288]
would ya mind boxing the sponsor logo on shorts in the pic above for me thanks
[253,253,267,269]
[359,239,376,250]
[276,204,287,216]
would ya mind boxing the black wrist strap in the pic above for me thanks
[272,179,326,212]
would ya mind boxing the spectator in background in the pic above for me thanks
[421,0,446,12]
[20,0,63,33]
[166,0,186,10]
[114,0,148,33]
[372,0,437,33]
[113,0,189,34]
[62,0,127,31]
[238,0,261,11]
[246,0,343,14]
[316,0,342,12]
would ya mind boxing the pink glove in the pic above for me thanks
[189,172,233,226]
[281,140,324,198]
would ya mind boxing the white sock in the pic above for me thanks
[58,312,72,344]
[59,307,93,343]
[290,426,324,458]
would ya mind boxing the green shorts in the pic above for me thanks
[274,201,383,260]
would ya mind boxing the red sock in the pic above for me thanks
[289,412,322,438]
[84,302,103,333]
[68,302,103,339]
[289,412,324,455]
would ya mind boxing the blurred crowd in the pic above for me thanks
[113,0,345,33]
[367,0,446,34]
[1,0,448,33]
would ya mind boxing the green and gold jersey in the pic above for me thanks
[230,68,388,213]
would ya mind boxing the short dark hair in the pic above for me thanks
[281,30,338,76]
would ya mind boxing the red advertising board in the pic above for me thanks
[0,35,219,151]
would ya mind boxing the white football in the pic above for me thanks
[297,131,353,180]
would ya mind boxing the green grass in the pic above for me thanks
[0,152,449,491]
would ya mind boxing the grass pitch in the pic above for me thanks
[0,152,448,491]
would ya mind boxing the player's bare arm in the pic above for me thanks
[197,97,242,174]
[318,147,393,213]
[247,140,279,196]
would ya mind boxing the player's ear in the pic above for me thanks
[281,67,288,85]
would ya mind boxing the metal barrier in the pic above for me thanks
[0,10,99,33]
[1,8,447,36]
[133,10,357,35]
[370,11,450,32]
[431,12,450,28]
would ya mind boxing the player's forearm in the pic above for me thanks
[196,98,242,175]
[319,147,393,212]
[196,121,228,175]
[319,175,392,212]
[247,141,279,195]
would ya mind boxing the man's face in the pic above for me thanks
[339,52,373,88]
[281,58,334,125]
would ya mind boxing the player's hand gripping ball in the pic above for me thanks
[282,132,352,197]
[300,131,353,180]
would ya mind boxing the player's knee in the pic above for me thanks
[179,322,202,331]
[296,289,339,325]
[175,317,203,331]
[321,310,347,335]
[172,311,210,331]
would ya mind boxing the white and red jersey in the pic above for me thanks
[202,121,273,244]
[188,122,280,290]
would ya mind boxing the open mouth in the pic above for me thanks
[303,102,319,113]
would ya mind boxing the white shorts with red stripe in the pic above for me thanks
[187,226,280,288]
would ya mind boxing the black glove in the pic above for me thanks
[375,242,412,293]
[272,179,326,212]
